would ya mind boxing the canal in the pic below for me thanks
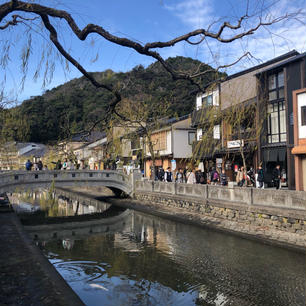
[13,190,306,306]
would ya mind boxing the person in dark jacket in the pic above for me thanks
[37,160,43,171]
[55,160,62,170]
[272,165,281,189]
[220,169,227,186]
[25,160,33,171]
[158,167,165,181]
[164,167,173,182]
[257,166,264,188]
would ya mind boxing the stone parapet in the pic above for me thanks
[135,180,306,210]
[134,181,306,249]
[134,191,306,249]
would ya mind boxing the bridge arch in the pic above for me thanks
[0,170,135,196]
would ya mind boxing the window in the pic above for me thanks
[267,100,286,143]
[267,70,286,143]
[268,71,284,101]
[202,94,213,107]
[301,106,306,126]
[188,132,195,145]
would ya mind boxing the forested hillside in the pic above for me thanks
[0,57,225,143]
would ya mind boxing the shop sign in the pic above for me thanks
[227,140,244,148]
[171,159,176,171]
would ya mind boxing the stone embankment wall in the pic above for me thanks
[134,180,306,249]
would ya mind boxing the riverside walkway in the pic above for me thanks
[0,199,84,306]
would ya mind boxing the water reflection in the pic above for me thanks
[9,189,111,217]
[35,209,305,306]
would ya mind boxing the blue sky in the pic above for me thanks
[0,0,305,103]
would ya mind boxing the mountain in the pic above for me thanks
[0,57,225,143]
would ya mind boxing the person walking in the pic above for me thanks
[25,160,33,171]
[175,168,184,183]
[37,160,43,171]
[220,169,228,186]
[62,158,68,170]
[158,167,165,181]
[210,168,219,185]
[272,165,281,189]
[257,166,264,189]
[187,168,196,184]
[236,166,246,187]
[55,160,62,170]
[164,167,173,182]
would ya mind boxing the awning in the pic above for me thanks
[278,149,286,161]
[263,147,287,162]
[292,145,306,155]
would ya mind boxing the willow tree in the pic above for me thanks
[0,0,302,135]
[111,94,172,178]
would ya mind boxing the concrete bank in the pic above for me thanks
[134,181,306,250]
[56,187,306,252]
[0,209,85,306]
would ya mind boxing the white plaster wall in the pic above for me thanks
[298,92,306,138]
[197,128,202,141]
[173,130,193,158]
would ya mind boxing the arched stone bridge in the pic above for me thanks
[0,170,141,196]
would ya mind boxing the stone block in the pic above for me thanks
[287,218,296,224]
[293,223,302,230]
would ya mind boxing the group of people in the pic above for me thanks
[25,160,46,171]
[235,164,283,189]
[53,159,77,170]
[156,166,228,185]
[155,164,284,189]
[25,158,84,171]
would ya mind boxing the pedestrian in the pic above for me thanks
[158,167,165,181]
[187,168,196,184]
[220,169,227,186]
[175,168,184,183]
[210,168,219,185]
[33,162,39,171]
[25,159,33,171]
[55,160,62,170]
[37,160,43,171]
[247,167,255,187]
[62,158,68,170]
[272,164,281,189]
[256,165,264,189]
[183,166,188,183]
[164,167,173,182]
[199,171,206,184]
[236,166,246,187]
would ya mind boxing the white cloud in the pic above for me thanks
[165,0,214,29]
[164,0,306,74]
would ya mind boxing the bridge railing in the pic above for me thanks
[0,170,133,194]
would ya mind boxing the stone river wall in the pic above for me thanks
[134,180,306,249]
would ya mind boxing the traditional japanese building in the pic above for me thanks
[192,50,306,189]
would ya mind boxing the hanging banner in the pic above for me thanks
[171,159,176,171]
